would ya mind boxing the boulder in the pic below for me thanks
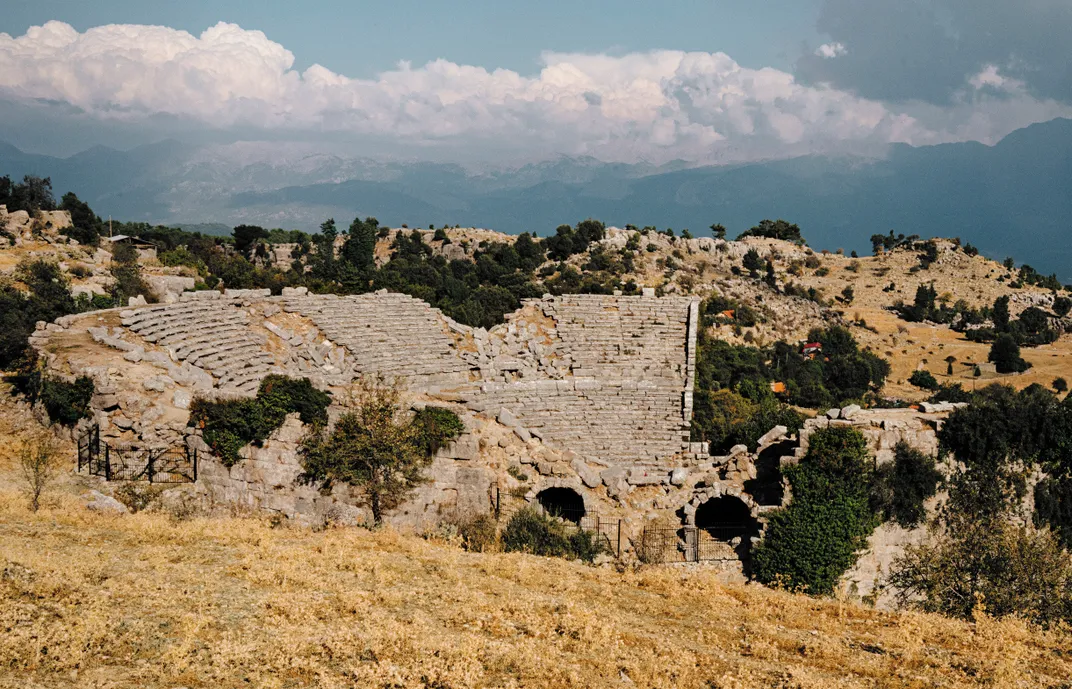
[840,404,862,419]
[756,425,788,447]
[85,490,128,514]
[571,458,602,488]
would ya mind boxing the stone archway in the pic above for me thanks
[682,484,761,566]
[524,477,596,522]
[535,486,586,523]
[694,495,755,542]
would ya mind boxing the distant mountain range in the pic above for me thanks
[1,118,1070,279]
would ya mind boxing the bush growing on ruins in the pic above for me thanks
[501,507,606,562]
[458,513,500,552]
[871,442,943,528]
[299,377,433,525]
[411,406,465,455]
[39,375,95,426]
[190,375,331,467]
[691,389,803,454]
[110,243,153,304]
[908,370,939,391]
[752,427,878,595]
[159,246,208,274]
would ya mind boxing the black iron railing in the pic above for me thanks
[76,425,197,484]
[637,524,752,563]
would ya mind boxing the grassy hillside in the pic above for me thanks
[0,380,1067,689]
[2,491,1070,688]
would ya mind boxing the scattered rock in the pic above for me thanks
[85,490,128,514]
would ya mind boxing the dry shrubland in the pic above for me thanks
[1,487,1070,689]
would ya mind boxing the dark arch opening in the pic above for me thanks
[695,496,755,542]
[745,440,793,506]
[536,487,585,523]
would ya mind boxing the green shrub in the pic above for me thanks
[40,375,94,426]
[458,513,499,552]
[566,528,607,563]
[190,375,331,466]
[411,406,465,455]
[871,441,943,528]
[752,427,878,595]
[501,507,606,563]
[256,374,332,427]
[891,515,1072,626]
[1034,475,1072,549]
[908,369,939,391]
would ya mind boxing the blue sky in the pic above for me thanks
[4,0,823,77]
[0,0,1070,162]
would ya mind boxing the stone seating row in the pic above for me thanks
[283,293,469,382]
[120,301,277,393]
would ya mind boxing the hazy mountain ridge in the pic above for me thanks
[1,118,1069,277]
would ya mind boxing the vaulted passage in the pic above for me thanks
[746,440,793,506]
[536,487,585,523]
[695,496,754,542]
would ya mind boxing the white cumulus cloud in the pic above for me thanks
[0,21,1067,163]
[815,42,847,59]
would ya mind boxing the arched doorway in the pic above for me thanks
[536,487,585,523]
[695,496,754,542]
[692,495,759,565]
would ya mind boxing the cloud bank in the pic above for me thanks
[1,20,1069,163]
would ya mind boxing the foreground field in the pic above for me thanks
[2,491,1070,689]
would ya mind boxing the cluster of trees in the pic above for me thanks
[0,258,121,372]
[896,283,987,326]
[0,175,56,215]
[891,384,1072,625]
[691,308,890,452]
[0,175,107,246]
[870,230,920,255]
[736,219,804,244]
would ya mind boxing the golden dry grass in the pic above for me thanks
[2,486,1071,689]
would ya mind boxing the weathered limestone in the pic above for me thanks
[120,299,277,393]
[798,408,943,464]
[283,291,470,388]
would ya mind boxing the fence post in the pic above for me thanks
[104,445,111,481]
[147,450,155,484]
[617,520,622,559]
[495,486,501,520]
[192,448,198,482]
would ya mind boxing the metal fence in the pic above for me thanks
[637,524,750,563]
[76,425,197,484]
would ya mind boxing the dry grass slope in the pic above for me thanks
[2,487,1071,688]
